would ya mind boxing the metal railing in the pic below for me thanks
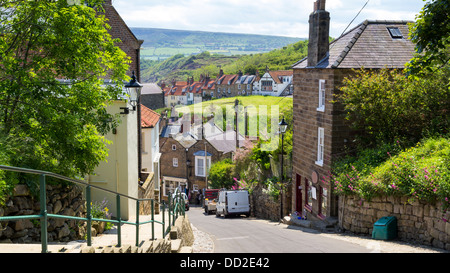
[0,165,185,253]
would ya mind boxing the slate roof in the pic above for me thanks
[206,130,245,154]
[293,20,415,69]
[141,83,163,95]
[160,125,181,137]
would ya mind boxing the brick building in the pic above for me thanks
[159,120,245,202]
[101,0,143,80]
[291,0,415,222]
[140,83,165,110]
[253,68,293,97]
[214,70,256,98]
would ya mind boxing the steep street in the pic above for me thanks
[187,206,371,253]
[187,206,448,253]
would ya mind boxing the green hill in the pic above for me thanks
[131,27,303,60]
[140,40,308,83]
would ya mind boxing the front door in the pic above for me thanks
[295,174,302,214]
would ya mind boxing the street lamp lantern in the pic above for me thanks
[279,117,288,134]
[124,71,142,111]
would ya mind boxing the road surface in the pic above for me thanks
[186,206,372,253]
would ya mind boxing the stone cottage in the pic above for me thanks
[291,0,415,222]
[159,120,245,203]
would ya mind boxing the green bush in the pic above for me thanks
[208,159,236,189]
[332,137,450,209]
[337,68,449,146]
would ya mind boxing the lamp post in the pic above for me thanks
[279,117,288,220]
[124,71,143,178]
[235,99,239,149]
[124,71,143,111]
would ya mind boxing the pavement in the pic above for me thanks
[0,211,171,253]
[0,207,448,253]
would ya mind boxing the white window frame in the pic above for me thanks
[172,144,176,151]
[317,79,326,112]
[163,180,187,197]
[315,127,324,167]
[173,158,178,167]
[195,156,211,177]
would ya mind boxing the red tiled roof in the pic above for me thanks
[141,105,161,128]
[268,70,293,84]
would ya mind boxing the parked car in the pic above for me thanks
[173,192,189,211]
[203,189,220,215]
[216,190,250,218]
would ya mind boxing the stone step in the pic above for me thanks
[170,239,182,253]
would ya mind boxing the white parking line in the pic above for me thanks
[216,236,250,241]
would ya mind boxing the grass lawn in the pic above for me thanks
[171,96,293,136]
[183,95,292,115]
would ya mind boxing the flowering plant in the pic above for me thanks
[90,197,113,230]
[331,138,450,211]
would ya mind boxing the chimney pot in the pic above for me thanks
[307,0,330,67]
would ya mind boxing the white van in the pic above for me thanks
[216,190,250,217]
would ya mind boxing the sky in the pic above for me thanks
[112,0,425,39]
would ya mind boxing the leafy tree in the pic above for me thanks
[408,0,450,74]
[0,0,130,182]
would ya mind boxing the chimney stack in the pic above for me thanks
[307,0,330,67]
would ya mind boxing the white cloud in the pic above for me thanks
[113,0,424,38]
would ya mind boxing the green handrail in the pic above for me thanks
[0,165,186,253]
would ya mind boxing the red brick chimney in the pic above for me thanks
[307,0,330,67]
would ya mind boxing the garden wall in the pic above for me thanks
[0,184,86,243]
[339,195,450,250]
[250,183,291,222]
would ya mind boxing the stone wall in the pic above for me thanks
[250,183,291,222]
[80,215,194,253]
[0,184,86,243]
[138,172,157,215]
[339,195,450,251]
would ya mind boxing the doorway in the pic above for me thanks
[295,174,302,214]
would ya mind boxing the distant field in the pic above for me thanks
[132,27,303,60]
[141,47,273,60]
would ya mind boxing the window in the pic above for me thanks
[195,156,211,177]
[197,158,204,176]
[173,158,178,167]
[316,127,324,166]
[317,79,326,111]
[387,27,403,39]
[164,180,187,196]
[172,144,176,151]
